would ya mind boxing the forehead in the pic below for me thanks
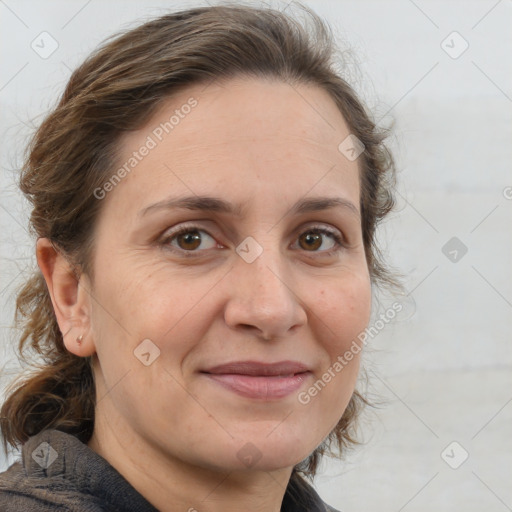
[137,77,351,153]
[108,77,360,215]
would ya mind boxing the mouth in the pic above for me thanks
[200,360,313,400]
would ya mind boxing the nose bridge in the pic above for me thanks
[225,237,305,337]
[239,240,289,303]
[249,254,288,301]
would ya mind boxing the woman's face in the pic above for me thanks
[86,77,372,472]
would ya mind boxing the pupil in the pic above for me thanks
[303,233,321,250]
[180,231,200,249]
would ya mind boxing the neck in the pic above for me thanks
[87,410,294,512]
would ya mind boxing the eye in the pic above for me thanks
[161,226,218,254]
[160,224,345,257]
[294,226,344,256]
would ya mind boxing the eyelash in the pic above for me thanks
[159,224,345,258]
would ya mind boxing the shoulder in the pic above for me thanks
[0,428,157,512]
[0,429,104,511]
[0,461,96,512]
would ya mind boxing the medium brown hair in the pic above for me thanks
[1,2,398,482]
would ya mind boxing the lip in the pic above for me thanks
[200,360,312,400]
[203,360,310,376]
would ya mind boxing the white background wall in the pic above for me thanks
[1,1,511,511]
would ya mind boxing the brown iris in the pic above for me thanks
[177,230,202,250]
[299,232,322,251]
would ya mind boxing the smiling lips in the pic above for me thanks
[201,360,312,400]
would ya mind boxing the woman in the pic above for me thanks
[0,3,397,511]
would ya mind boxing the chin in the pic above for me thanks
[184,431,315,474]
[226,433,318,473]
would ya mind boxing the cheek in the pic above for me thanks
[294,275,371,446]
[90,258,219,358]
[315,274,372,356]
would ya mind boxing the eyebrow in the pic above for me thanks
[139,195,360,219]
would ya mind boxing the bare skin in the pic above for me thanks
[37,77,371,512]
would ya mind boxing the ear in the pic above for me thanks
[36,237,96,357]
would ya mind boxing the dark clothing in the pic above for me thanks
[0,429,339,511]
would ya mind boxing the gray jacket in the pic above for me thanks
[0,429,339,511]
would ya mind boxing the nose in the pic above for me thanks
[224,251,307,341]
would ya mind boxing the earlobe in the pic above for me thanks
[36,237,96,357]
